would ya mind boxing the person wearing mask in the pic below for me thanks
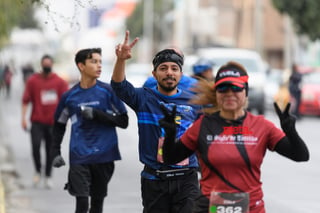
[191,58,215,81]
[21,54,69,189]
[50,48,128,213]
[111,31,202,213]
[159,61,309,213]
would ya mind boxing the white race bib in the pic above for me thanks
[41,90,58,105]
[209,191,249,213]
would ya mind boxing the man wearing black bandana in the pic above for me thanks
[143,48,198,93]
[111,31,202,213]
[151,48,184,92]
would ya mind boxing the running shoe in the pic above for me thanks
[32,173,41,188]
[44,177,53,189]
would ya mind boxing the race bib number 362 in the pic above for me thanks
[209,192,249,213]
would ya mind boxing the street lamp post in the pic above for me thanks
[142,0,154,62]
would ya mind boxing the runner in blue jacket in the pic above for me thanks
[111,31,202,213]
[51,48,128,213]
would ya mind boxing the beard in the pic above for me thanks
[158,77,178,92]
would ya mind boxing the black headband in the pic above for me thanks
[152,49,184,70]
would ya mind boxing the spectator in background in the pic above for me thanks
[21,54,69,189]
[3,65,13,98]
[191,58,215,81]
[0,65,4,92]
[289,63,302,119]
[191,58,216,110]
[22,63,35,84]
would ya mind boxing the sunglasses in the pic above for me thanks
[216,85,245,93]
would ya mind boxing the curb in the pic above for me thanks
[0,141,28,213]
[0,172,5,213]
[0,143,7,213]
[0,102,7,213]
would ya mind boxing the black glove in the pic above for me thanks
[158,104,177,138]
[81,106,94,120]
[274,102,295,133]
[52,155,66,168]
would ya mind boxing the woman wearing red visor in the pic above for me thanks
[159,61,309,213]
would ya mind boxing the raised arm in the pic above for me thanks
[273,102,309,162]
[112,30,139,82]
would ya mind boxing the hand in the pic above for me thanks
[52,155,66,168]
[115,30,139,60]
[274,102,295,131]
[21,119,28,131]
[81,106,94,120]
[158,104,177,137]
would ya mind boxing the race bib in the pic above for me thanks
[209,192,249,213]
[41,90,58,105]
[157,137,189,166]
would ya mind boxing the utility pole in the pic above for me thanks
[284,14,292,70]
[142,0,154,62]
[173,0,186,49]
[254,0,263,56]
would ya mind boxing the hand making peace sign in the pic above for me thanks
[115,30,139,60]
[274,102,296,132]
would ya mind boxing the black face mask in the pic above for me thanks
[43,66,52,74]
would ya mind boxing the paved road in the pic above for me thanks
[262,113,320,213]
[0,74,143,213]
[1,73,319,212]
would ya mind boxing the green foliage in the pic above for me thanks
[272,0,320,41]
[0,0,39,47]
[19,2,40,29]
[125,1,144,39]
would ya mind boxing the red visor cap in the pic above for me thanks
[214,69,249,88]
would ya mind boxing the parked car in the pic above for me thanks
[197,47,268,114]
[299,70,320,116]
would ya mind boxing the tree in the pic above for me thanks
[272,0,320,41]
[0,0,39,47]
[125,1,144,40]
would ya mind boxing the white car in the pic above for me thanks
[197,47,268,114]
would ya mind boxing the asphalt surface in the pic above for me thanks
[0,74,143,213]
[0,72,319,212]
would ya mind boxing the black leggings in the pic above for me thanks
[192,193,210,213]
[75,196,104,213]
[30,122,53,177]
